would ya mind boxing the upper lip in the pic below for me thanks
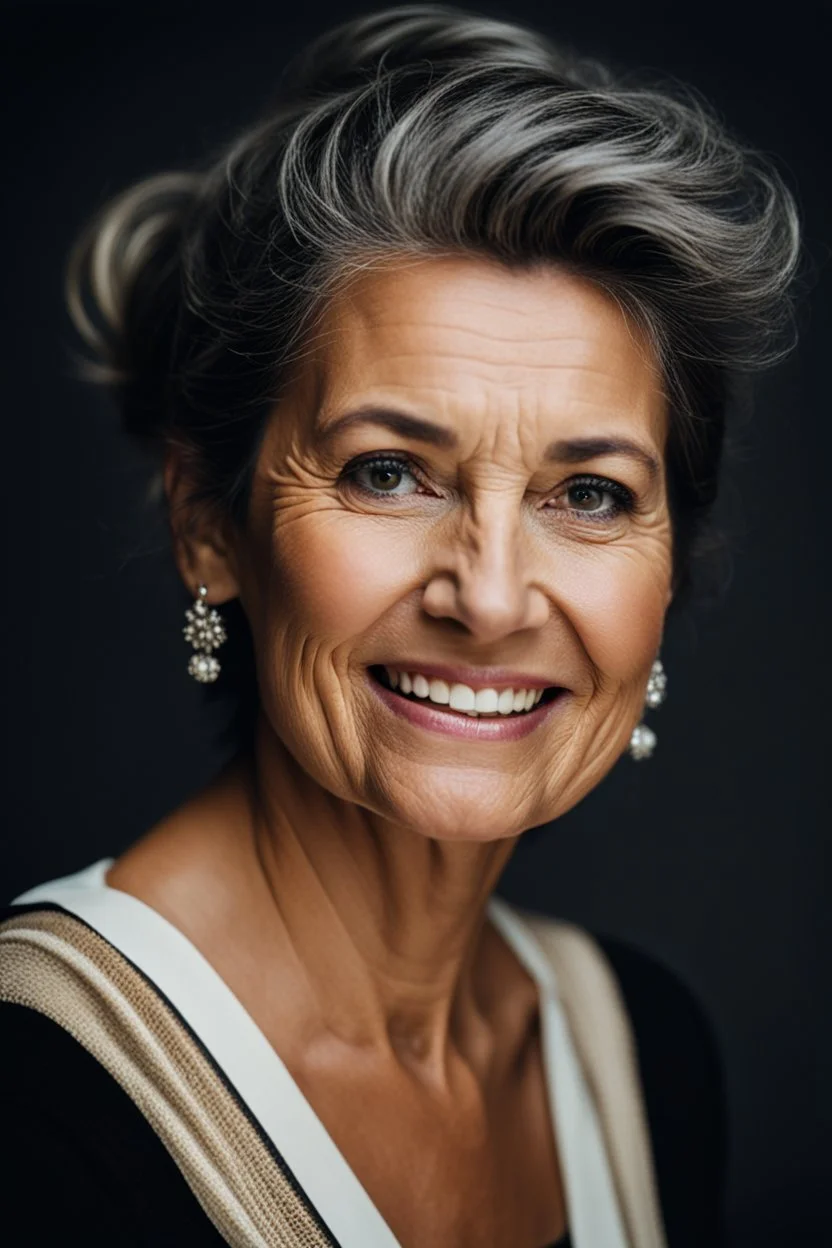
[370,662,563,691]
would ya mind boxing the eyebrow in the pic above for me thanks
[317,407,661,482]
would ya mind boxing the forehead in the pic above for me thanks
[305,255,668,448]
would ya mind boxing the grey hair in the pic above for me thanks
[66,3,801,615]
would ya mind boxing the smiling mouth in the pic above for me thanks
[367,665,563,718]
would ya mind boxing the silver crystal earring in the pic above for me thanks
[183,584,227,683]
[628,657,667,761]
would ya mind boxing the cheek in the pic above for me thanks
[559,545,670,678]
[270,514,420,641]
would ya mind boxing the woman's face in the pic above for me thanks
[234,256,673,841]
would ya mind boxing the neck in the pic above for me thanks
[240,714,521,1070]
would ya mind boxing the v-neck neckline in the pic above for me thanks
[11,857,629,1248]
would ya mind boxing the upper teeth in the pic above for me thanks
[384,668,545,716]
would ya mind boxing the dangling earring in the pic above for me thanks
[183,584,227,683]
[629,658,667,761]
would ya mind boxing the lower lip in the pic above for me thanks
[366,670,568,740]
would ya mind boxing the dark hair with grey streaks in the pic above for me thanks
[65,4,802,738]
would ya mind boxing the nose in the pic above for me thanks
[420,494,550,643]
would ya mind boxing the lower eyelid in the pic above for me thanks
[550,504,626,523]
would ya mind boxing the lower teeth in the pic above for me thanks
[431,702,525,717]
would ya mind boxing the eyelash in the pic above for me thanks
[342,454,637,521]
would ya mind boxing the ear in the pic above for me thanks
[164,446,241,603]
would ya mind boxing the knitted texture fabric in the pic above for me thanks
[0,909,335,1248]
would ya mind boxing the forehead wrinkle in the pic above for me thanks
[337,316,644,364]
[309,264,666,454]
[329,348,659,416]
[335,283,649,354]
[344,353,643,382]
[326,311,658,387]
[344,311,618,347]
[343,326,653,383]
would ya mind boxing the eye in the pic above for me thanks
[342,454,425,498]
[341,458,636,519]
[550,475,636,521]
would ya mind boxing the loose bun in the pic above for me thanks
[65,171,201,443]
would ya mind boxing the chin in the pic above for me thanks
[387,777,541,844]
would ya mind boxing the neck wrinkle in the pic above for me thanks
[244,718,521,1071]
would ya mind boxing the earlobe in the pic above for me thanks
[163,447,241,603]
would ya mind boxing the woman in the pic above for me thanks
[0,5,800,1246]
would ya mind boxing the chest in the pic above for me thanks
[280,1037,567,1248]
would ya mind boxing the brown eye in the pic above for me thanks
[368,464,403,491]
[546,475,636,522]
[344,455,422,498]
[568,483,606,511]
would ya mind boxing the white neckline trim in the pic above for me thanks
[13,859,628,1248]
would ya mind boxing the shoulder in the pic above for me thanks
[0,904,226,1247]
[513,906,728,1246]
[592,931,726,1102]
[592,930,729,1248]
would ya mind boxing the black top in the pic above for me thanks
[0,905,727,1247]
